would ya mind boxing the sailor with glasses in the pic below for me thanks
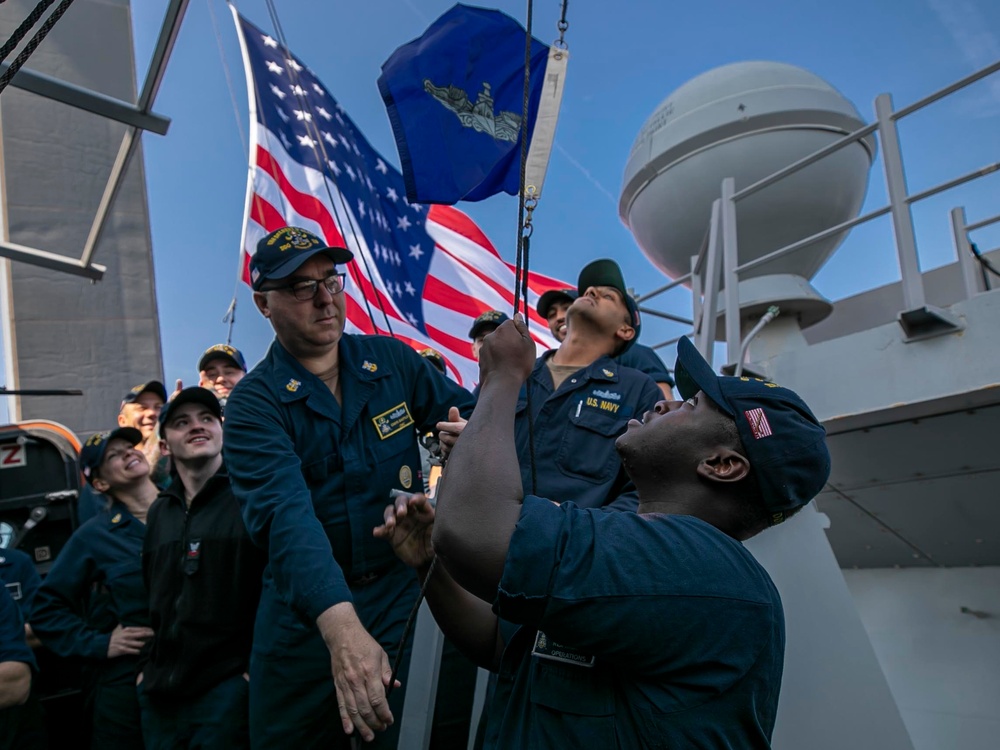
[222,226,476,749]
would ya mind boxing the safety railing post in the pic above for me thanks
[398,602,445,749]
[875,93,926,310]
[697,200,723,364]
[950,206,981,300]
[690,253,703,349]
[720,178,742,366]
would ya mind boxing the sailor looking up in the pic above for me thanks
[378,328,830,749]
[439,258,661,513]
[538,285,676,398]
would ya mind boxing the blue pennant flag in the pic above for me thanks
[378,4,556,205]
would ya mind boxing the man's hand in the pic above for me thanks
[317,603,397,743]
[479,314,535,387]
[169,379,183,401]
[436,407,467,457]
[107,624,154,658]
[373,492,435,569]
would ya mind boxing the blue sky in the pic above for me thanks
[129,0,1000,386]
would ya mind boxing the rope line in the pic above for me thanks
[512,0,534,318]
[263,0,391,337]
[385,555,438,698]
[0,0,76,96]
[970,241,999,290]
[514,0,539,495]
[208,0,251,343]
[0,0,54,67]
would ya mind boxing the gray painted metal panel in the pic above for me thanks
[803,247,998,346]
[745,507,914,749]
[0,0,161,435]
[749,284,1000,570]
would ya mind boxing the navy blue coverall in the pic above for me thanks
[0,549,40,620]
[31,502,148,750]
[617,343,674,389]
[514,351,661,510]
[223,335,475,749]
[487,497,785,749]
[0,582,42,750]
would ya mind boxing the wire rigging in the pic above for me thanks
[0,0,54,67]
[263,0,393,339]
[208,0,254,344]
[0,0,76,96]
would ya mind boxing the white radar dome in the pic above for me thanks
[620,61,876,284]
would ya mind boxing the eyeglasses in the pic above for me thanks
[267,272,346,301]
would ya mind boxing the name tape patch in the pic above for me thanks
[372,402,415,440]
[532,630,595,668]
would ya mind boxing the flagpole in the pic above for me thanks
[225,1,262,343]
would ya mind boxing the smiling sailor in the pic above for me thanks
[31,428,157,750]
[222,226,475,749]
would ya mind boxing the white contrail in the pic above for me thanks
[555,142,618,207]
[398,0,430,25]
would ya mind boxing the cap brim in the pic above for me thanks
[578,259,627,298]
[198,352,243,372]
[674,337,733,416]
[140,381,167,402]
[468,321,502,339]
[256,246,354,288]
[160,387,222,436]
[108,426,143,447]
[536,289,577,319]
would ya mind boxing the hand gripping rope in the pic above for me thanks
[388,0,571,700]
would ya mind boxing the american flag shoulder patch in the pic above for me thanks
[745,408,773,439]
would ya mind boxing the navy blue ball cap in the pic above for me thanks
[674,336,831,523]
[80,427,143,484]
[197,344,247,373]
[158,387,222,437]
[577,259,642,352]
[418,347,447,374]
[536,288,578,320]
[468,310,510,339]
[250,226,354,291]
[120,381,167,410]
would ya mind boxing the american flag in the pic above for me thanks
[744,408,773,440]
[232,12,567,387]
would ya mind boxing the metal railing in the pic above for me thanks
[638,58,1000,365]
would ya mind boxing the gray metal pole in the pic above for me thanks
[467,668,491,750]
[875,93,926,310]
[720,178,742,365]
[79,0,191,269]
[690,253,703,350]
[636,307,693,325]
[0,63,171,135]
[398,602,445,749]
[697,200,722,363]
[950,207,981,300]
[0,241,106,280]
